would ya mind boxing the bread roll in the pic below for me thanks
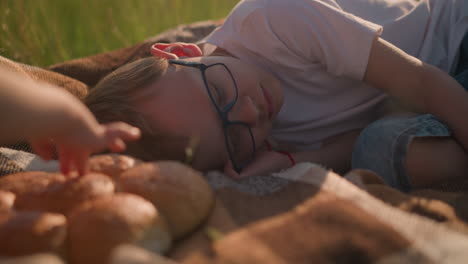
[0,211,66,257]
[14,173,114,216]
[118,161,214,239]
[0,172,66,196]
[110,244,178,264]
[0,253,64,264]
[68,193,171,264]
[0,191,15,213]
[88,154,142,182]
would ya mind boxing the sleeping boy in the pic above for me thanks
[85,0,468,191]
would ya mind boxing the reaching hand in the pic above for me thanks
[30,121,141,176]
[223,150,294,179]
[0,68,141,175]
[30,122,140,176]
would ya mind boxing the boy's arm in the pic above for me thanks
[364,37,468,152]
[231,37,468,179]
[225,130,359,179]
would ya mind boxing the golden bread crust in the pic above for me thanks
[119,161,214,239]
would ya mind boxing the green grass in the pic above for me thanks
[0,0,238,67]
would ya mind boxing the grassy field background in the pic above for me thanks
[0,0,238,67]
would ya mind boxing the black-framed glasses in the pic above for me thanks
[168,59,256,173]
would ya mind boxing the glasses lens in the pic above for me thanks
[205,64,237,110]
[205,63,255,171]
[225,124,255,171]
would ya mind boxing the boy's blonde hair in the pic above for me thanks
[85,57,189,162]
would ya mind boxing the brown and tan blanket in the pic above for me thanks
[2,20,468,264]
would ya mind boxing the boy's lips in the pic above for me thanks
[260,83,274,120]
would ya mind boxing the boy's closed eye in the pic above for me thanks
[209,82,225,106]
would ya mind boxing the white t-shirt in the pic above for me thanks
[201,0,468,150]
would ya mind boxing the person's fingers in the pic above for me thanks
[73,152,89,176]
[223,160,242,179]
[30,139,55,161]
[57,146,72,176]
[237,152,271,178]
[238,151,287,178]
[90,122,140,153]
[107,137,126,153]
[103,122,141,141]
[238,162,265,178]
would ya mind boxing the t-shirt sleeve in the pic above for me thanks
[204,0,383,80]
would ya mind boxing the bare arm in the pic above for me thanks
[226,129,359,178]
[364,37,468,152]
[0,68,141,175]
[0,70,80,141]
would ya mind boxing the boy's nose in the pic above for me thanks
[228,96,260,127]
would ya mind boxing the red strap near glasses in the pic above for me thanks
[264,140,295,166]
[276,151,295,166]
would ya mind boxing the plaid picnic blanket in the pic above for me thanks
[3,146,468,263]
[2,20,468,264]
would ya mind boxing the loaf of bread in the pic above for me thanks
[0,211,67,257]
[118,161,215,239]
[67,193,171,264]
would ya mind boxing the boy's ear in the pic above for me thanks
[150,43,203,60]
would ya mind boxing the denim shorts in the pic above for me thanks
[352,31,468,192]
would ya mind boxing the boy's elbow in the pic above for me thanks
[417,62,458,113]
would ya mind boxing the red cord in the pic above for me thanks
[276,151,295,166]
[265,140,295,166]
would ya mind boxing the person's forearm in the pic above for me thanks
[0,69,82,142]
[420,64,468,152]
[0,71,43,141]
[292,130,360,174]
